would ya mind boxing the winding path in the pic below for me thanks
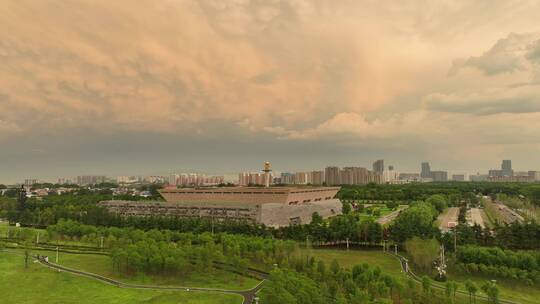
[1,249,266,304]
[390,252,520,304]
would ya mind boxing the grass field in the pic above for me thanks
[357,204,395,221]
[14,248,259,291]
[309,248,540,304]
[0,251,242,304]
[446,270,540,304]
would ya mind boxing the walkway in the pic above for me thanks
[391,252,520,304]
[376,205,408,225]
[1,249,266,304]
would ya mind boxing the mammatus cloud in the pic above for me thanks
[0,0,427,137]
[2,1,540,182]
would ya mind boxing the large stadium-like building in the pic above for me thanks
[100,186,342,227]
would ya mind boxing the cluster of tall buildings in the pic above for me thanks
[77,175,107,185]
[168,173,224,187]
[484,160,540,182]
[238,172,274,186]
[239,160,403,186]
[420,162,451,182]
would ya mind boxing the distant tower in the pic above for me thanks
[262,161,272,187]
[501,160,513,176]
[372,159,384,173]
[421,162,431,178]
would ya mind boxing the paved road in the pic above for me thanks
[495,201,525,224]
[468,208,485,228]
[376,205,408,225]
[437,207,459,232]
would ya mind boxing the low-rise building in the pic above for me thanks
[100,186,341,227]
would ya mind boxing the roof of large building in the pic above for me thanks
[159,186,340,205]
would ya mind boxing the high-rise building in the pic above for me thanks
[294,172,309,184]
[311,171,325,185]
[501,160,513,176]
[280,172,295,184]
[470,173,489,182]
[421,162,431,178]
[488,169,503,177]
[24,179,39,187]
[325,166,341,186]
[431,171,448,182]
[238,172,272,186]
[77,175,107,186]
[383,167,399,183]
[372,159,384,173]
[528,171,540,181]
[169,174,179,186]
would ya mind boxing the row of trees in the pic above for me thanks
[454,262,540,285]
[277,213,384,245]
[263,259,436,304]
[338,182,540,207]
[457,245,540,271]
[441,222,540,250]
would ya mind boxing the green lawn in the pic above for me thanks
[304,248,404,277]
[0,251,242,304]
[308,249,540,304]
[20,248,259,291]
[445,270,540,304]
[356,205,395,221]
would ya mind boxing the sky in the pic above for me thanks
[2,0,540,183]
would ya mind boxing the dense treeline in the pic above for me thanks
[457,246,540,271]
[441,222,540,250]
[338,182,540,206]
[454,246,540,285]
[42,220,444,304]
[277,213,383,245]
[47,219,296,276]
[263,258,448,304]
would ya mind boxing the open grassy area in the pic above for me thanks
[0,251,242,304]
[304,248,404,277]
[446,270,540,304]
[16,248,259,291]
[356,204,395,221]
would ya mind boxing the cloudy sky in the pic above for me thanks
[2,0,540,183]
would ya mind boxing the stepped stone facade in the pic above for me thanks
[100,186,341,227]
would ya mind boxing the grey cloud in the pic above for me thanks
[425,85,540,115]
[452,33,539,75]
[526,39,540,64]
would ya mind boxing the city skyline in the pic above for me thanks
[7,158,540,185]
[2,2,540,183]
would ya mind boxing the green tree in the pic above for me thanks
[421,276,431,303]
[404,237,440,272]
[426,194,448,213]
[464,280,477,304]
[342,201,352,215]
[390,202,438,243]
[330,259,340,275]
[481,281,499,304]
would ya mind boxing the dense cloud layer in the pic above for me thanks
[1,1,540,182]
